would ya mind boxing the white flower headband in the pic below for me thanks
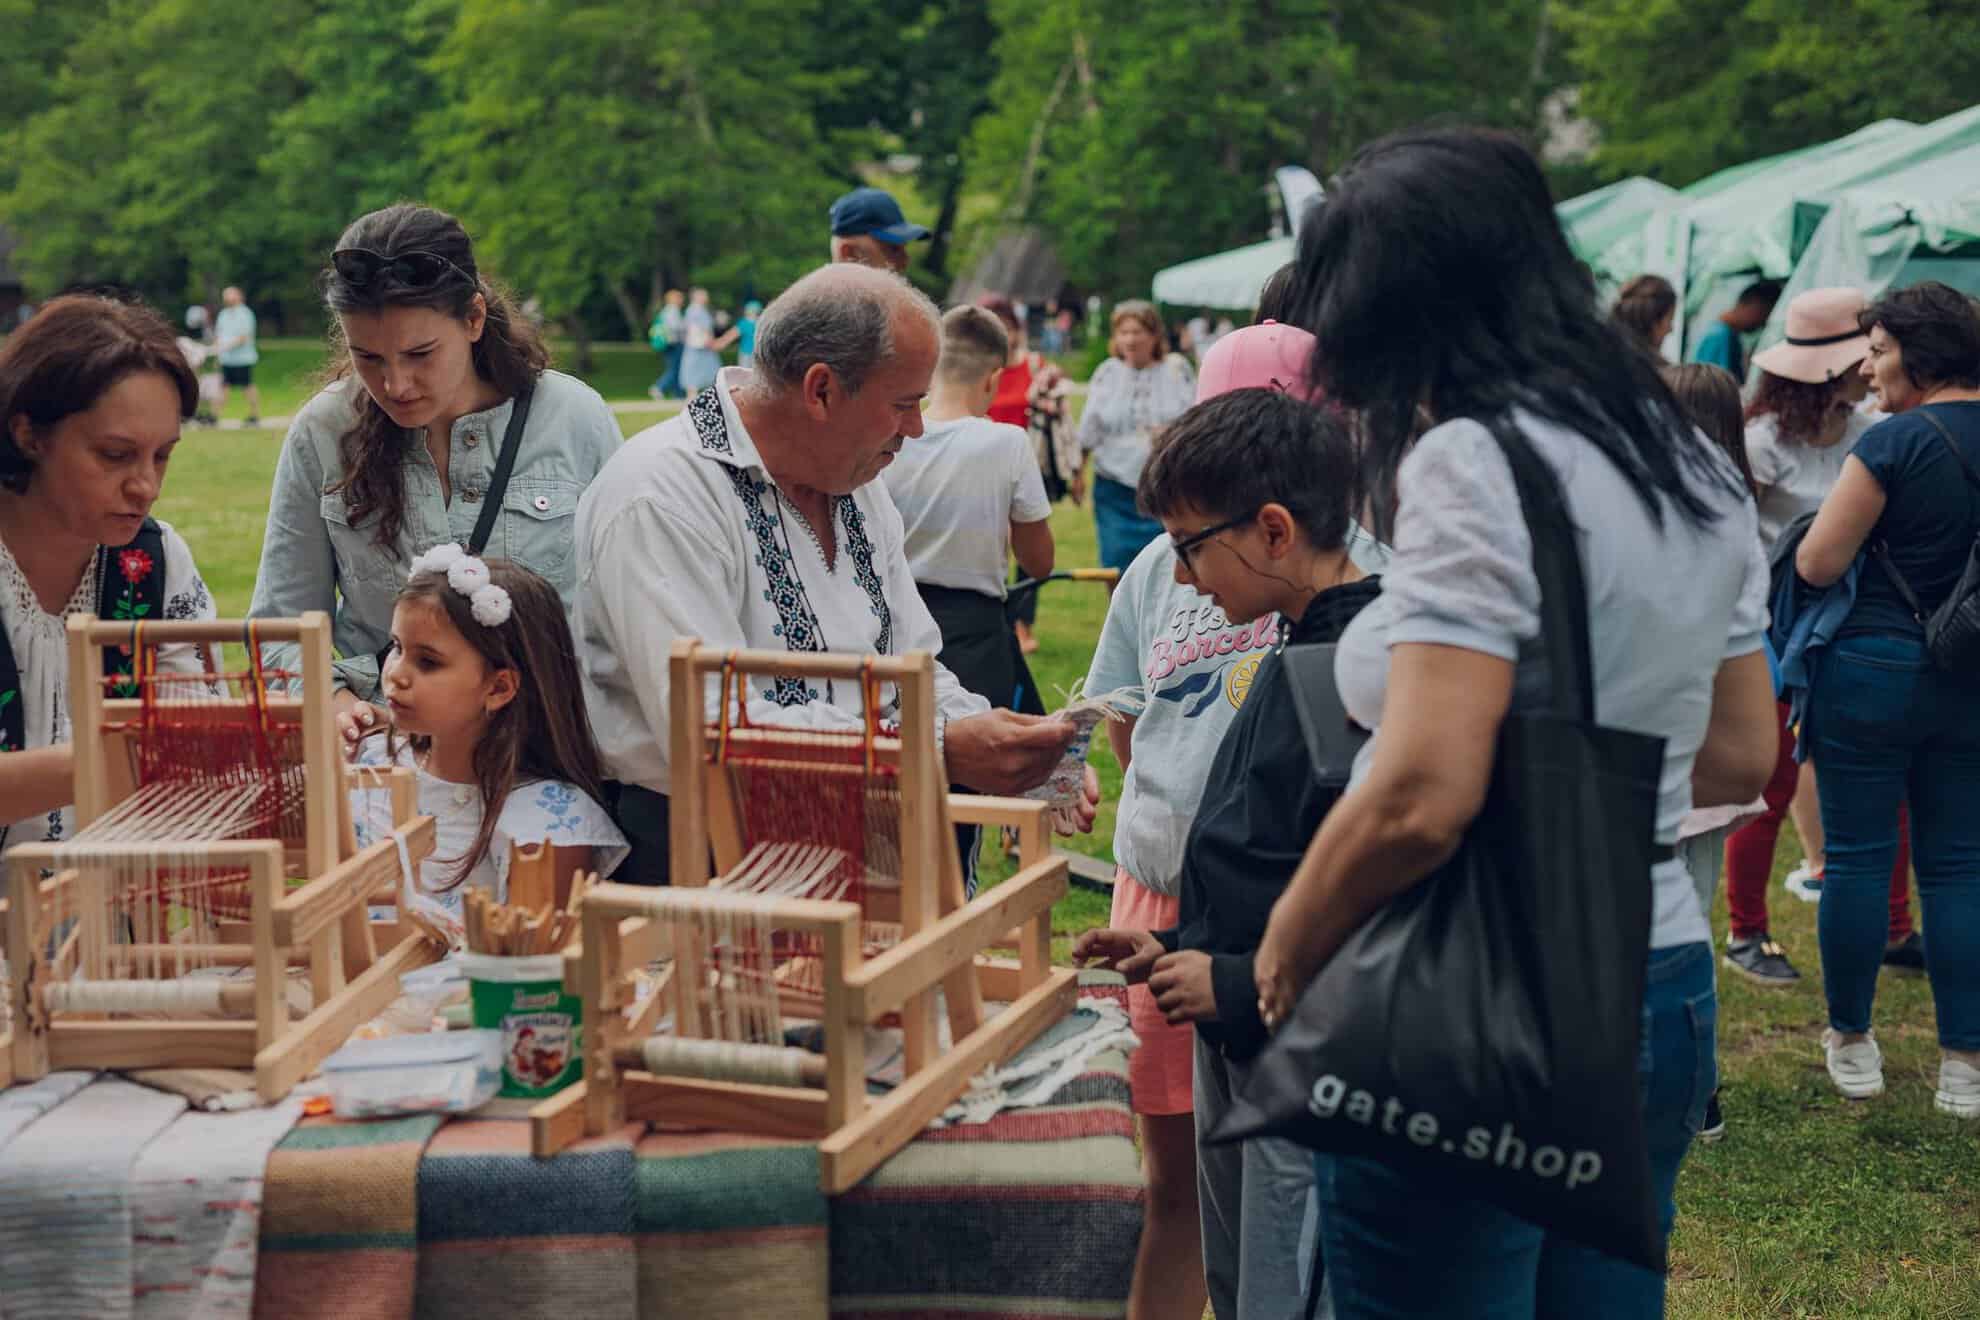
[408,543,513,627]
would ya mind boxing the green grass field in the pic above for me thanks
[155,421,1979,1317]
[195,339,701,425]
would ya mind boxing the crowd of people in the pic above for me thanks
[3,129,1980,1320]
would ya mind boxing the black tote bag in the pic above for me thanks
[1209,424,1669,1272]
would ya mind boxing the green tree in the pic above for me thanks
[960,0,1556,296]
[425,0,842,349]
[1,0,311,307]
[262,0,460,307]
[1561,0,1980,185]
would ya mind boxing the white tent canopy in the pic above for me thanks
[1150,236,1294,311]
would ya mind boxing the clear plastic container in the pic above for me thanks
[320,1029,502,1118]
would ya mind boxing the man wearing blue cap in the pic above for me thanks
[829,186,931,275]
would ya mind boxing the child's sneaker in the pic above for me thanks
[1724,934,1800,986]
[1882,931,1927,975]
[1784,860,1823,903]
[1823,1028,1884,1100]
[1935,1056,1980,1119]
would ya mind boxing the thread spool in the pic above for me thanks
[628,1036,826,1089]
[46,977,255,1016]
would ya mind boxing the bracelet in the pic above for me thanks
[934,716,949,770]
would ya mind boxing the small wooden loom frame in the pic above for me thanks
[531,641,1078,1191]
[3,613,440,1101]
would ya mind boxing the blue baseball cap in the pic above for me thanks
[829,187,931,246]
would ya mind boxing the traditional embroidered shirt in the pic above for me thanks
[0,522,217,849]
[573,367,992,795]
[351,739,627,929]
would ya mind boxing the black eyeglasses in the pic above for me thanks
[1171,511,1256,572]
[330,247,474,290]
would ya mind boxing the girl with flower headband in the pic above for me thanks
[350,545,626,936]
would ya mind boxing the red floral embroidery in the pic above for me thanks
[118,548,154,585]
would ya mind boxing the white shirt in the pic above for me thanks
[0,522,218,849]
[1077,357,1197,488]
[1334,413,1768,951]
[1746,407,1877,550]
[573,368,992,796]
[881,415,1050,598]
[352,740,626,930]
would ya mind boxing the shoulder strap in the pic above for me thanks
[468,384,534,557]
[1916,406,1980,493]
[1487,422,1598,722]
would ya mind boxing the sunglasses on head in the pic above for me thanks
[1171,510,1257,572]
[330,247,474,290]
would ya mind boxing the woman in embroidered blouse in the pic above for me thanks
[0,296,219,849]
[248,203,620,751]
[1078,300,1196,574]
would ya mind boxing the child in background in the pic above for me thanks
[353,547,627,940]
[882,305,1055,717]
[1075,322,1383,1320]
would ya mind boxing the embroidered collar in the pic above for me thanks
[692,371,896,693]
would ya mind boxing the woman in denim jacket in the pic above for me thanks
[248,204,619,749]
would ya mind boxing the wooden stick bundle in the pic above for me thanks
[463,875,591,957]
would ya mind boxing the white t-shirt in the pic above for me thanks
[1746,407,1877,550]
[1334,412,1769,951]
[881,416,1051,598]
[352,740,627,930]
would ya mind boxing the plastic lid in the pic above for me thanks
[322,1029,500,1073]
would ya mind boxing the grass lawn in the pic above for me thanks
[155,422,1980,1316]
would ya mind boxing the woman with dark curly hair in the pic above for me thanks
[248,203,619,753]
[0,295,219,849]
[1796,281,1980,1114]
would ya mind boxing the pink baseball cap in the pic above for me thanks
[1195,320,1322,403]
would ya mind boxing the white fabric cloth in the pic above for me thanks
[935,998,1137,1127]
[351,739,627,926]
[573,367,991,795]
[0,522,217,850]
[881,415,1050,597]
[1076,356,1196,488]
[0,1076,187,1320]
[129,1097,305,1320]
[1334,412,1769,951]
[1746,406,1877,549]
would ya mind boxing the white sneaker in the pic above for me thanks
[1823,1029,1884,1099]
[1935,1057,1980,1118]
[1784,860,1824,903]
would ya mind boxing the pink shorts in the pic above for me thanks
[1111,869,1195,1116]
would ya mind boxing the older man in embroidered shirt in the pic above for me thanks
[574,264,1089,883]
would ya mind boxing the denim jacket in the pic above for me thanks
[248,370,619,698]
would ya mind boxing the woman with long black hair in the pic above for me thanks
[1252,128,1778,1315]
[249,204,620,749]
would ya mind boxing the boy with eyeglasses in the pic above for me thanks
[1076,324,1382,1320]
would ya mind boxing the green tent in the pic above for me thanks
[1755,137,1980,353]
[1557,177,1676,265]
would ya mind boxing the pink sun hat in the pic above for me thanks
[1751,287,1871,384]
[1195,320,1322,403]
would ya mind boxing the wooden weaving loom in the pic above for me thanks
[3,612,440,1102]
[531,641,1078,1191]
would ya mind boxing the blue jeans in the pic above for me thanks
[1312,942,1715,1319]
[1809,633,1980,1049]
[652,342,684,396]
